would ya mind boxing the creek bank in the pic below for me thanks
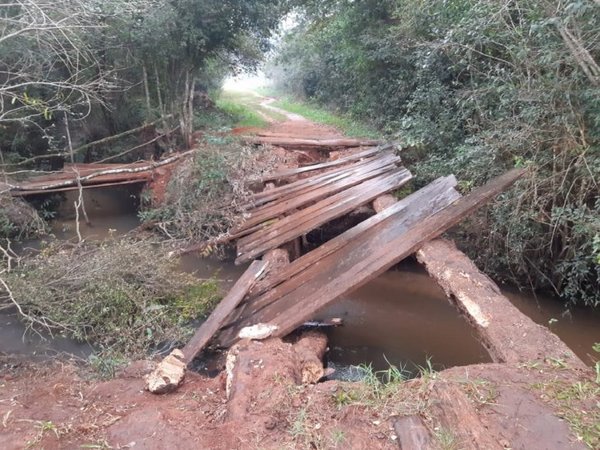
[1,341,595,449]
[2,94,599,449]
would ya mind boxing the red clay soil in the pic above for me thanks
[1,348,596,450]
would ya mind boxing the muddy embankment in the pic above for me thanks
[1,101,599,450]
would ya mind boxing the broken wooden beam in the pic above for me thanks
[218,169,524,347]
[262,145,391,181]
[416,239,585,367]
[181,260,268,365]
[233,153,400,234]
[246,176,458,303]
[235,167,413,264]
[217,174,461,346]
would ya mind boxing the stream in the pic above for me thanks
[1,188,599,372]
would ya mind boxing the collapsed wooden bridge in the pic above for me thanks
[181,136,525,364]
[1,150,194,197]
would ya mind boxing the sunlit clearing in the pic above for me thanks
[223,72,268,92]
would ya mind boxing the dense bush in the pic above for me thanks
[271,0,600,306]
[139,140,283,247]
[0,239,221,357]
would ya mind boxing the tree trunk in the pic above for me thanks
[142,64,152,117]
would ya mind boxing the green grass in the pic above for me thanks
[216,89,287,127]
[270,96,381,139]
[215,95,268,128]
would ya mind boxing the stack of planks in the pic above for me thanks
[180,158,524,362]
[234,145,412,264]
[216,169,524,348]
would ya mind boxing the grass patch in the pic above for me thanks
[330,362,431,418]
[533,379,600,449]
[216,95,268,128]
[215,89,287,127]
[270,96,381,139]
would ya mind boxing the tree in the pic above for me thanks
[0,0,117,127]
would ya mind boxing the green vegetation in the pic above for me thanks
[533,379,600,449]
[139,140,277,246]
[0,0,288,178]
[0,239,222,359]
[270,96,381,138]
[271,0,600,307]
[216,96,269,129]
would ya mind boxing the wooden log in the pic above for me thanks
[8,149,195,193]
[393,416,432,450]
[428,382,503,449]
[373,194,398,213]
[245,136,383,151]
[416,239,586,367]
[294,331,328,384]
[235,168,413,264]
[262,145,391,181]
[181,260,268,365]
[219,169,524,346]
[12,179,149,197]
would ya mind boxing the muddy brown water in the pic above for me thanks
[2,188,599,373]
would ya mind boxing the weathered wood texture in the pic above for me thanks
[428,382,504,449]
[234,152,400,234]
[181,260,268,365]
[217,175,463,347]
[6,150,194,196]
[235,167,412,264]
[416,239,585,367]
[218,169,524,347]
[246,136,382,151]
[262,145,391,181]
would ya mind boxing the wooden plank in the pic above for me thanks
[219,169,524,346]
[239,168,411,251]
[234,154,400,233]
[218,177,460,345]
[262,145,391,181]
[235,168,413,264]
[227,177,461,331]
[416,239,585,367]
[239,168,409,254]
[12,179,149,197]
[248,176,458,301]
[249,151,395,208]
[253,152,388,206]
[181,260,268,365]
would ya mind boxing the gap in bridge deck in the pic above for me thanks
[312,260,492,379]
